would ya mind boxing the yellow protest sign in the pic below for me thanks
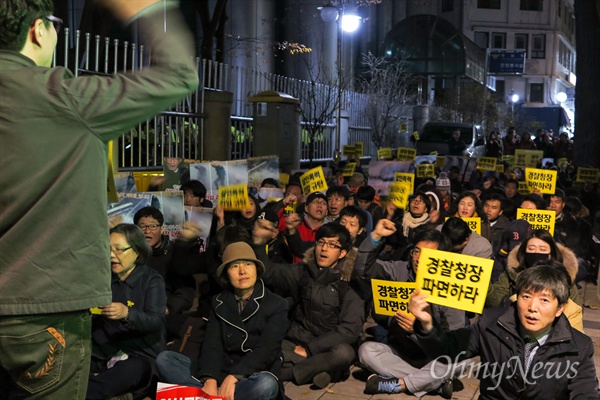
[495,164,504,174]
[354,142,364,157]
[394,172,415,193]
[436,156,445,170]
[515,149,544,168]
[412,131,420,141]
[516,208,555,236]
[218,184,250,211]
[416,164,435,178]
[284,201,297,215]
[525,168,557,194]
[477,157,497,172]
[446,217,481,235]
[502,155,516,168]
[400,123,408,132]
[371,279,417,317]
[279,172,290,187]
[300,166,328,194]
[518,181,530,194]
[396,147,416,161]
[378,147,393,160]
[343,162,357,177]
[416,248,493,314]
[576,167,599,183]
[556,158,569,169]
[342,145,355,157]
[389,182,411,209]
[90,307,102,315]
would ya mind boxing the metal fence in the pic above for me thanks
[57,28,374,169]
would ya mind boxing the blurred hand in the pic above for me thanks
[394,311,416,333]
[285,213,302,235]
[218,375,238,400]
[294,345,308,358]
[180,221,202,241]
[103,0,162,21]
[101,302,129,320]
[408,290,433,332]
[372,219,397,241]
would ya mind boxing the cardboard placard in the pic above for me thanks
[416,164,435,178]
[396,147,417,161]
[342,145,355,157]
[378,147,393,160]
[416,248,493,314]
[514,150,544,168]
[525,168,557,194]
[300,166,328,194]
[343,162,357,177]
[495,164,505,174]
[516,208,555,236]
[394,172,415,194]
[279,172,290,187]
[576,167,599,183]
[518,181,530,194]
[371,279,416,316]
[389,182,411,209]
[218,184,250,211]
[477,157,497,172]
[354,142,364,157]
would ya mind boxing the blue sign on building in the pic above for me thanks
[487,50,526,74]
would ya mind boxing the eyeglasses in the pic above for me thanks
[410,198,425,205]
[111,246,132,255]
[316,239,342,250]
[138,224,161,231]
[310,200,327,207]
[44,15,63,33]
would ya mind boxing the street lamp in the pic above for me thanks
[510,91,519,124]
[319,1,360,161]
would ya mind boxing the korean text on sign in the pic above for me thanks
[300,166,328,194]
[396,147,417,161]
[416,164,435,178]
[394,172,415,193]
[516,208,555,236]
[218,184,250,211]
[389,182,411,210]
[477,157,497,172]
[576,167,599,183]
[415,248,493,314]
[378,147,393,160]
[342,145,355,157]
[371,279,417,317]
[446,217,481,235]
[515,149,544,168]
[354,142,364,157]
[525,167,557,194]
[343,162,357,177]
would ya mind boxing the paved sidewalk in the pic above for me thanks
[282,281,600,400]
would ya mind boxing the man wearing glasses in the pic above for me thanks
[259,223,365,390]
[0,0,198,398]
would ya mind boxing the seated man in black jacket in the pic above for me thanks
[408,263,599,400]
[156,242,289,400]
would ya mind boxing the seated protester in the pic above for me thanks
[449,191,486,221]
[348,172,366,193]
[435,172,454,211]
[422,188,446,227]
[486,229,581,309]
[252,210,293,264]
[503,178,523,219]
[338,205,367,247]
[261,177,280,189]
[410,264,598,399]
[134,207,198,340]
[520,193,547,210]
[357,185,385,226]
[358,223,466,398]
[480,192,511,253]
[181,179,213,208]
[565,196,595,282]
[480,170,501,198]
[326,185,352,221]
[400,192,432,247]
[491,220,532,284]
[215,194,261,236]
[261,223,365,389]
[346,192,373,234]
[441,217,493,259]
[283,192,328,262]
[87,224,166,399]
[156,242,288,400]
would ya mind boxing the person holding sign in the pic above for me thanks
[409,264,598,400]
[356,224,466,398]
[156,242,288,400]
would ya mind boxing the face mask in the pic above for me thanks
[524,252,550,268]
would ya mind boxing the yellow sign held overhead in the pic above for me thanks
[378,147,393,160]
[371,279,417,317]
[279,172,290,187]
[525,167,557,194]
[300,166,328,194]
[415,248,493,314]
[389,182,411,210]
[342,145,355,157]
[495,164,505,174]
[516,208,556,236]
[396,147,417,161]
[218,184,250,211]
[576,167,599,183]
[343,162,357,177]
[354,142,364,157]
[515,149,544,168]
[416,164,435,178]
[394,172,415,194]
[477,157,497,172]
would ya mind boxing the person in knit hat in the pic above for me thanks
[435,172,452,211]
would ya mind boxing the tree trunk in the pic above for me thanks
[573,0,600,167]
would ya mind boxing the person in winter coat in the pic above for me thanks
[156,242,289,400]
[260,223,365,389]
[410,264,599,400]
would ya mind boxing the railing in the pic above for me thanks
[57,28,375,168]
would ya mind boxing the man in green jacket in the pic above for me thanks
[0,0,198,398]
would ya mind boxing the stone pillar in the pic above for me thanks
[202,90,233,161]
